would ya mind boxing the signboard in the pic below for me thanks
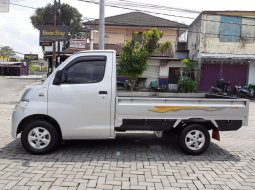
[40,25,69,41]
[70,39,86,49]
[39,41,52,46]
[44,42,63,53]
[0,0,10,13]
[24,54,38,61]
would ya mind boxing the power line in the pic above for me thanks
[77,0,197,20]
[2,0,255,39]
[77,0,255,28]
[83,15,255,39]
[2,4,255,39]
[82,17,255,40]
[10,2,36,9]
[3,0,255,28]
[0,2,36,9]
[109,0,200,14]
[85,12,255,33]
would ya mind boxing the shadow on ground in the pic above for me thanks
[0,132,241,164]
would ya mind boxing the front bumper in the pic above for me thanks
[11,104,28,139]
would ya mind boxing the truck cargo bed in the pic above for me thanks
[115,96,249,128]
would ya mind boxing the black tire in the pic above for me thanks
[21,120,60,154]
[179,124,210,155]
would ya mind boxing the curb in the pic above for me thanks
[4,75,43,80]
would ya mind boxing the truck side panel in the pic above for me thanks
[115,97,249,130]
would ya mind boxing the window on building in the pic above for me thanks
[241,18,255,42]
[132,32,143,43]
[219,16,241,42]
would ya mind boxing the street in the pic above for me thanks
[0,77,255,190]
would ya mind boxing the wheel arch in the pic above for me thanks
[17,114,62,139]
[175,118,218,131]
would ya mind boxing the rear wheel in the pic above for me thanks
[21,120,60,154]
[179,124,210,155]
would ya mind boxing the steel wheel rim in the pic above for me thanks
[28,127,51,149]
[185,130,205,151]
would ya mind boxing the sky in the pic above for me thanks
[1,0,255,58]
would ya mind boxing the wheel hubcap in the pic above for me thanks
[185,130,205,151]
[28,127,51,149]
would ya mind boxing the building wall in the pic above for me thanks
[248,62,255,84]
[159,61,184,77]
[93,26,178,55]
[140,59,184,87]
[188,15,202,59]
[0,63,28,76]
[141,59,160,87]
[203,38,255,54]
[200,14,255,54]
[188,12,255,90]
[93,27,126,44]
[117,58,184,89]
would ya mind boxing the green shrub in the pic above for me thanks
[41,66,48,72]
[247,84,255,91]
[29,65,40,72]
[178,76,197,93]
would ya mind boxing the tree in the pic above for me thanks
[157,41,172,56]
[178,76,197,93]
[181,58,198,80]
[9,57,18,62]
[0,46,15,61]
[178,58,199,93]
[30,3,82,37]
[118,28,172,91]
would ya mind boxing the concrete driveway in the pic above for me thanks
[0,77,255,190]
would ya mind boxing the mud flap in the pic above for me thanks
[212,128,220,141]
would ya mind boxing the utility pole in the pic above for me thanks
[57,0,61,67]
[90,28,94,50]
[99,0,105,50]
[52,0,57,70]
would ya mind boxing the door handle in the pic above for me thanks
[99,91,108,95]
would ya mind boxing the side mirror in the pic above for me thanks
[53,70,67,85]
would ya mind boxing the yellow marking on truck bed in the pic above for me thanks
[150,106,224,113]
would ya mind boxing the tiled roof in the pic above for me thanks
[84,12,187,28]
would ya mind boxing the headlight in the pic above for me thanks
[21,88,31,101]
[15,101,29,111]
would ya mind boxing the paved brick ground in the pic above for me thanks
[0,78,255,190]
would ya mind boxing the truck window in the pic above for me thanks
[65,60,106,84]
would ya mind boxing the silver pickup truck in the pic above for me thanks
[12,50,249,155]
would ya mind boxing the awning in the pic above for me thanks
[198,53,255,60]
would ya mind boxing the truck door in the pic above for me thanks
[48,54,113,139]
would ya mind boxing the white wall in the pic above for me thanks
[187,15,202,59]
[159,61,184,77]
[141,59,160,87]
[248,62,255,84]
[140,59,184,87]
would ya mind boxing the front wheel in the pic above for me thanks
[21,120,60,154]
[179,124,210,155]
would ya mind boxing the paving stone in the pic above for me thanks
[1,79,255,190]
